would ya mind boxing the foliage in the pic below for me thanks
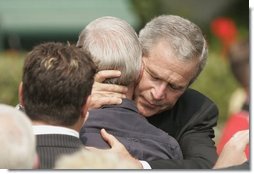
[191,52,240,126]
[0,53,24,106]
[130,0,249,40]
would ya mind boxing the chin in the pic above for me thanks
[139,109,156,117]
[137,102,157,117]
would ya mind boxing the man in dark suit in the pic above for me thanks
[18,42,96,168]
[77,16,183,161]
[86,15,218,169]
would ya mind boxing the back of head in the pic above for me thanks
[228,39,249,91]
[54,148,139,169]
[77,16,142,86]
[22,42,96,126]
[139,15,207,84]
[0,104,36,169]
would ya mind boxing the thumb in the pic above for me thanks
[234,129,249,149]
[100,128,119,148]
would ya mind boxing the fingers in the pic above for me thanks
[232,129,249,140]
[100,129,120,148]
[88,94,123,109]
[89,77,128,109]
[99,129,143,169]
[228,129,249,149]
[93,82,128,94]
[95,70,121,83]
[214,129,249,169]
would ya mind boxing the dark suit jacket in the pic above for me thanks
[80,99,183,161]
[36,134,83,169]
[220,161,250,170]
[147,88,219,169]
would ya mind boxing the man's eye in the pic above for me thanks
[146,71,158,80]
[168,84,183,91]
[150,75,160,81]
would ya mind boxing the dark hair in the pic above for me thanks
[22,42,96,126]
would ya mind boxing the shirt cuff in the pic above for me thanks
[140,160,151,169]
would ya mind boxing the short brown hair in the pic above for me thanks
[22,42,96,126]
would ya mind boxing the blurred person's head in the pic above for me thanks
[134,15,208,117]
[19,42,96,131]
[0,104,37,169]
[228,39,249,94]
[77,16,142,89]
[54,148,139,169]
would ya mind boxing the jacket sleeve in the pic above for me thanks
[218,161,249,170]
[148,89,219,169]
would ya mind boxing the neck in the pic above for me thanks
[126,83,135,99]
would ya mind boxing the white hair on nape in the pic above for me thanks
[0,104,36,169]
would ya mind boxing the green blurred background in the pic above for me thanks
[0,0,249,143]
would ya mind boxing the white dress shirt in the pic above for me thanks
[33,125,79,138]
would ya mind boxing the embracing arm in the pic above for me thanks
[88,70,128,109]
[147,90,219,169]
[150,132,217,169]
[148,128,218,169]
[213,130,249,169]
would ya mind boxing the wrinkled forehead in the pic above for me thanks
[143,54,199,87]
[145,59,192,87]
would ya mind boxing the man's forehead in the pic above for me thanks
[144,59,190,87]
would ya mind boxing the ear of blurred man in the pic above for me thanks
[32,153,40,169]
[18,82,24,107]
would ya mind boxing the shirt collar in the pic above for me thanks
[33,125,79,138]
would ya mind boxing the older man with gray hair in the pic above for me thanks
[0,104,37,169]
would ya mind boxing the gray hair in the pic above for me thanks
[0,104,36,169]
[77,16,142,86]
[55,148,139,169]
[139,15,207,84]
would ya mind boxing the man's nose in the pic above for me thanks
[151,82,167,100]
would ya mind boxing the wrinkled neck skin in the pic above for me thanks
[126,83,135,100]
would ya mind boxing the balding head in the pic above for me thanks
[0,104,36,169]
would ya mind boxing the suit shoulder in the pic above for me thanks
[180,88,216,106]
[174,88,218,121]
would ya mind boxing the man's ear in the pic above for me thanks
[32,153,40,169]
[81,95,91,123]
[135,61,144,87]
[18,82,25,106]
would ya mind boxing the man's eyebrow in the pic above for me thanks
[171,83,186,90]
[145,66,161,77]
[146,63,188,89]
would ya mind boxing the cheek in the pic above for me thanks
[135,75,150,94]
[138,73,153,90]
[165,91,183,104]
